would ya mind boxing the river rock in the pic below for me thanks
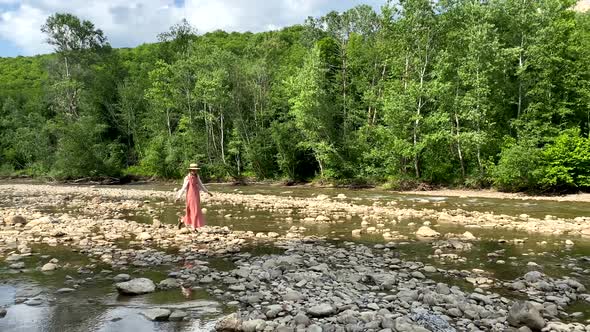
[307,303,335,317]
[24,298,43,306]
[113,274,131,282]
[215,313,242,331]
[283,290,304,302]
[242,319,266,332]
[5,254,21,262]
[56,288,75,294]
[137,232,152,241]
[169,310,188,321]
[158,278,180,289]
[41,263,58,272]
[524,271,543,283]
[10,262,25,269]
[462,231,476,240]
[508,301,545,330]
[0,308,6,318]
[7,215,27,225]
[394,316,430,332]
[293,313,311,327]
[141,308,171,321]
[116,278,156,295]
[416,226,440,238]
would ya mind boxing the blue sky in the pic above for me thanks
[0,0,384,58]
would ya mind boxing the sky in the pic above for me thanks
[0,0,385,57]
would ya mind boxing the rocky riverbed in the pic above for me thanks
[0,183,589,331]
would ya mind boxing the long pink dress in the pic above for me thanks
[176,174,209,228]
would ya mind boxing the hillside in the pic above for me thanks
[1,2,590,193]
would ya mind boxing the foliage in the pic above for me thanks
[491,139,543,192]
[539,129,590,190]
[0,6,590,193]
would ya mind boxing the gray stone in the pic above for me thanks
[469,293,492,305]
[368,303,380,310]
[415,226,440,238]
[382,317,395,328]
[116,278,156,295]
[308,303,336,317]
[215,313,242,331]
[56,288,75,294]
[9,262,25,269]
[423,266,437,273]
[283,290,304,302]
[294,313,311,327]
[158,278,180,289]
[169,310,188,321]
[411,271,426,279]
[265,304,283,319]
[310,264,329,272]
[508,301,545,330]
[113,274,131,282]
[141,308,171,321]
[307,324,323,332]
[229,284,246,291]
[41,263,57,272]
[393,317,430,332]
[447,308,462,317]
[524,271,543,283]
[24,298,43,306]
[0,308,6,318]
[511,281,527,290]
[7,215,27,225]
[436,283,450,295]
[242,319,265,332]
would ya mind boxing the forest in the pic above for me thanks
[1,0,590,192]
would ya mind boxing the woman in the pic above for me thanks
[175,163,212,229]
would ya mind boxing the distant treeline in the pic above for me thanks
[1,0,590,192]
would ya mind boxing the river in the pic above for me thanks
[0,182,589,331]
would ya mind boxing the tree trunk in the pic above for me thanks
[166,108,172,137]
[517,34,524,118]
[454,111,466,179]
[220,112,226,164]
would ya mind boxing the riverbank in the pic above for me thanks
[3,176,590,203]
[399,189,590,203]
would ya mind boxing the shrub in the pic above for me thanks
[491,138,543,192]
[539,129,590,191]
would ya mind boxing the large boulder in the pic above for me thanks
[508,301,545,330]
[416,226,440,238]
[116,278,156,295]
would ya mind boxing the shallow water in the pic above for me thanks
[2,183,590,330]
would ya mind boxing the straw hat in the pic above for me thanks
[187,163,200,170]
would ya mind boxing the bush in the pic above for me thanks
[139,134,182,178]
[51,116,123,179]
[491,139,543,192]
[539,129,590,191]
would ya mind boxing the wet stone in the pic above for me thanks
[141,308,171,321]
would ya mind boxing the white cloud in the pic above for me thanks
[0,0,383,56]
